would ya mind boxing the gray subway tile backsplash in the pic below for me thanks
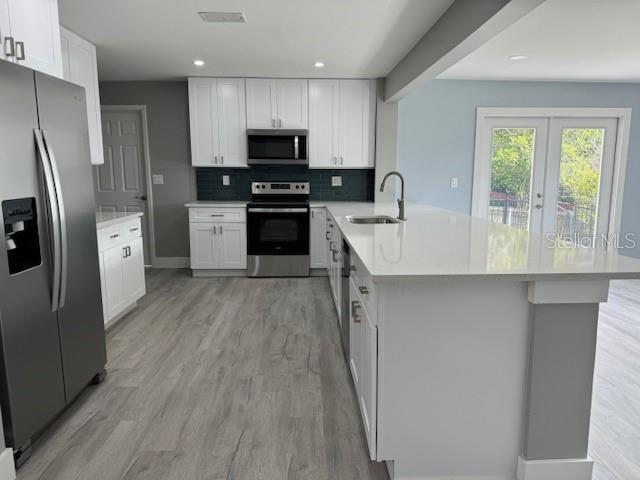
[196,166,375,201]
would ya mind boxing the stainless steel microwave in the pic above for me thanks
[247,129,308,166]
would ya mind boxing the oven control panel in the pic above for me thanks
[251,182,310,194]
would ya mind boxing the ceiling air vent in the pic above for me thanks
[199,12,247,23]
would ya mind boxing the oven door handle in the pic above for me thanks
[247,208,308,213]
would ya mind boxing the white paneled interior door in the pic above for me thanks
[309,80,339,167]
[94,110,151,263]
[188,78,219,166]
[246,78,277,129]
[276,79,308,129]
[216,78,246,167]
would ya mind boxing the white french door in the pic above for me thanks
[473,110,622,246]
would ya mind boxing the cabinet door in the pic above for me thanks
[123,237,146,304]
[218,223,247,269]
[276,79,308,129]
[188,78,219,166]
[309,80,339,168]
[360,305,378,459]
[7,0,62,77]
[338,80,371,167]
[246,78,277,129]
[349,279,363,392]
[189,223,218,269]
[102,245,127,320]
[0,0,11,62]
[310,208,327,268]
[216,78,247,167]
[60,28,104,165]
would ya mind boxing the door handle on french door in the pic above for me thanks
[42,130,68,309]
[34,129,62,312]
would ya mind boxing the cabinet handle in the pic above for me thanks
[352,301,362,323]
[358,286,369,295]
[209,214,224,217]
[332,250,339,263]
[272,119,276,128]
[130,227,139,232]
[221,155,224,165]
[3,36,15,57]
[127,246,132,257]
[15,41,25,61]
[213,225,217,234]
[214,155,218,164]
[122,247,128,258]
[333,156,337,165]
[339,157,344,165]
[110,233,120,239]
[350,265,357,274]
[325,231,330,240]
[219,225,223,234]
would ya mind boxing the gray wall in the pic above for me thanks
[397,79,640,258]
[99,81,195,259]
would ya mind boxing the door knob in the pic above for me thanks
[135,195,147,201]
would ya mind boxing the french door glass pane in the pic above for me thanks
[489,128,536,230]
[555,128,605,245]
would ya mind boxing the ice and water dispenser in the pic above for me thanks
[2,198,42,274]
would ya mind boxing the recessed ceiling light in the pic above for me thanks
[193,59,205,67]
[509,55,529,61]
[314,62,324,68]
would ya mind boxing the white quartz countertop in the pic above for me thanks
[324,201,640,281]
[185,201,248,208]
[96,211,143,229]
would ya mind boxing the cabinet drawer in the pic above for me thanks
[98,224,124,252]
[123,218,142,242]
[189,207,246,223]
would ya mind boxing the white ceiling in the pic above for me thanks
[440,0,640,83]
[58,0,455,81]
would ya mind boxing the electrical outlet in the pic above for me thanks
[222,175,230,186]
[331,176,342,187]
[450,177,459,189]
[152,174,164,185]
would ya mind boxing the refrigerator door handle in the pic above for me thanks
[42,130,68,309]
[34,129,62,312]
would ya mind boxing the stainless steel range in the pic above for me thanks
[247,182,310,277]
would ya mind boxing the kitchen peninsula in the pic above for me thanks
[323,201,640,480]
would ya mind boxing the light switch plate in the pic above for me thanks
[450,177,459,189]
[152,174,164,185]
[332,176,342,187]
[223,175,230,186]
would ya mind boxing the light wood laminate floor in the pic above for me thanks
[590,280,640,480]
[18,269,389,480]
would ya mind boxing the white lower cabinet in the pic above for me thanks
[326,212,342,320]
[98,218,146,325]
[188,207,247,271]
[310,207,327,269]
[349,262,378,460]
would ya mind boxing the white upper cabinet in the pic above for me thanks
[188,77,247,167]
[309,79,339,167]
[216,78,247,167]
[309,79,373,168]
[60,27,104,165]
[246,78,277,129]
[1,0,63,77]
[339,80,371,168]
[276,79,308,129]
[246,78,308,129]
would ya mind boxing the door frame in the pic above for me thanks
[472,107,632,238]
[101,105,157,267]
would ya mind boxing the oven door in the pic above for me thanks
[247,207,310,255]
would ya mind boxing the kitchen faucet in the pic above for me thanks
[380,170,406,221]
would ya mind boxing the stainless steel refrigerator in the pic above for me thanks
[0,60,107,464]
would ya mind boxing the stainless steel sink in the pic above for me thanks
[345,215,400,224]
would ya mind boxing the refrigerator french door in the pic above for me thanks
[0,60,106,463]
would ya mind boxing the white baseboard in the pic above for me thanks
[517,456,593,480]
[0,448,15,480]
[152,257,189,268]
